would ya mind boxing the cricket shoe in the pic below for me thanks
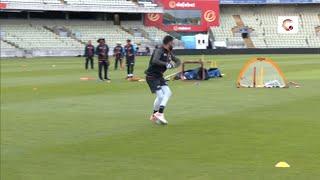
[153,112,168,125]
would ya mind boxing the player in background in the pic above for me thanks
[145,46,151,56]
[124,39,135,78]
[145,35,181,125]
[84,40,95,70]
[113,42,124,70]
[96,38,110,81]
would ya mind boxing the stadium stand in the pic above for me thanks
[34,20,150,46]
[63,0,136,6]
[210,11,245,48]
[1,3,319,57]
[211,5,320,48]
[121,21,169,42]
[138,0,158,7]
[0,19,147,50]
[121,21,184,48]
[0,19,161,57]
[1,0,160,12]
[0,39,24,57]
[0,19,83,50]
[0,40,16,50]
[1,0,61,5]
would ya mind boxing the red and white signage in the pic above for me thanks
[169,1,196,8]
[144,0,220,32]
[0,3,7,9]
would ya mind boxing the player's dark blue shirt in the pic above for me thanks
[96,44,109,61]
[124,44,135,58]
[113,45,124,58]
[84,44,95,57]
[145,46,181,78]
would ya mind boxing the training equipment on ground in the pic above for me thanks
[181,60,206,80]
[275,161,290,168]
[174,67,223,80]
[127,76,144,82]
[165,55,221,81]
[171,59,222,81]
[80,77,95,81]
[237,57,288,88]
[288,81,301,88]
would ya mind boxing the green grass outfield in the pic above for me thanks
[1,54,320,180]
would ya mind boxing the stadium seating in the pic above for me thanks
[1,0,61,4]
[2,0,158,8]
[0,39,25,57]
[138,0,158,7]
[64,0,136,6]
[121,21,184,48]
[0,19,83,50]
[0,18,182,54]
[121,21,169,42]
[0,19,153,52]
[1,5,318,55]
[0,40,16,50]
[211,5,320,48]
[63,20,150,46]
[210,11,245,48]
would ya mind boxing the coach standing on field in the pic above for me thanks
[84,40,95,70]
[96,38,110,81]
[124,39,135,79]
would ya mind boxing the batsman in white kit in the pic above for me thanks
[145,36,181,125]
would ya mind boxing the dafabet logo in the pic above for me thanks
[147,13,160,22]
[168,1,176,8]
[173,26,191,31]
[169,1,195,8]
[204,10,216,23]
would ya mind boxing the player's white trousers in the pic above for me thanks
[154,86,172,111]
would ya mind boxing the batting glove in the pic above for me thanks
[166,63,173,69]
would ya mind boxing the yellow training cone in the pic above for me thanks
[275,161,290,168]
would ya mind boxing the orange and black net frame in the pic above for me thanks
[236,57,289,88]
